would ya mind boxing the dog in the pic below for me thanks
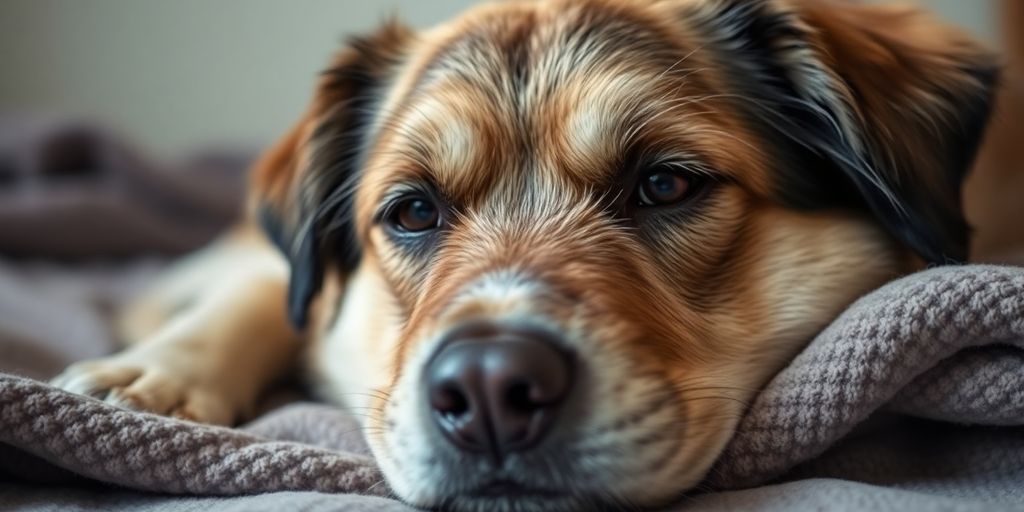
[52,0,996,510]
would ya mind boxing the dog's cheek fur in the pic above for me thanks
[647,207,905,493]
[612,193,907,492]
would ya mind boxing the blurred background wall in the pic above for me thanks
[0,0,996,162]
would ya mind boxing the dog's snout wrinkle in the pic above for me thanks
[425,324,574,466]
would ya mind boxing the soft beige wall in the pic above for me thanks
[919,0,994,39]
[0,0,477,160]
[0,0,995,161]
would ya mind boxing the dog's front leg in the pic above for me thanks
[51,244,301,425]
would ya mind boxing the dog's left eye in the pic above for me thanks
[391,196,440,232]
[637,169,694,207]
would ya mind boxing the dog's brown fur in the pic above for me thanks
[54,1,998,510]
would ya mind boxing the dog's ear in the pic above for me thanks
[687,0,997,263]
[250,22,412,329]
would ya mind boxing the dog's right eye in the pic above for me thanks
[390,196,440,233]
[637,169,694,207]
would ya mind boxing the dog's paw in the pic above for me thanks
[50,358,235,425]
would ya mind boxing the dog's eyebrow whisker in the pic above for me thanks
[622,99,691,147]
[622,93,739,149]
[668,65,711,83]
[665,112,765,156]
[655,43,707,81]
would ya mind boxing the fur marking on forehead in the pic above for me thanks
[394,94,481,182]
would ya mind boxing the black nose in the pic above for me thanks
[425,324,574,463]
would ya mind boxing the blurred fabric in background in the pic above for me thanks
[0,115,252,378]
[0,0,1011,377]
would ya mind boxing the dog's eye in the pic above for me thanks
[392,196,440,232]
[637,169,693,207]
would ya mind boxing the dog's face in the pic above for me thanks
[255,0,994,510]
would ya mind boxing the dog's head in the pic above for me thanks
[254,0,994,510]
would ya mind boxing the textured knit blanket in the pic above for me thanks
[2,265,1024,511]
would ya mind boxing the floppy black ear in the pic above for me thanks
[685,0,997,263]
[252,22,413,329]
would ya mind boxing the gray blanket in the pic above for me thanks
[2,119,1024,511]
[2,267,1022,511]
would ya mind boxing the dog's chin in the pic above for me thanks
[442,481,584,512]
[401,470,695,512]
[378,453,584,511]
[446,496,585,512]
[375,438,711,512]
[417,478,624,512]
